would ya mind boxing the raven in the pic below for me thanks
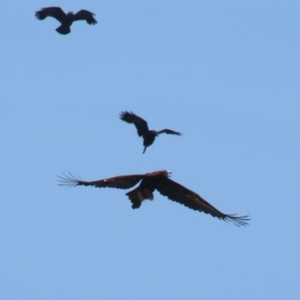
[120,111,181,153]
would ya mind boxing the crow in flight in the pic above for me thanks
[35,7,97,34]
[58,170,250,226]
[120,111,182,153]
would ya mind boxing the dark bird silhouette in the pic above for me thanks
[35,7,97,34]
[58,170,250,226]
[120,111,182,153]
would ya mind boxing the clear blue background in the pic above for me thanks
[1,1,299,299]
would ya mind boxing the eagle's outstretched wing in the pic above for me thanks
[58,172,144,189]
[120,111,149,137]
[73,10,97,24]
[155,176,250,226]
[35,7,66,23]
[156,129,182,136]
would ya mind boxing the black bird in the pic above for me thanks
[120,111,182,153]
[58,170,250,226]
[35,7,97,35]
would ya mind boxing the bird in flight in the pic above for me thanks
[58,170,250,226]
[35,7,97,35]
[120,111,182,153]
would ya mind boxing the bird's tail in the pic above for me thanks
[126,187,154,209]
[56,24,71,35]
[143,146,147,154]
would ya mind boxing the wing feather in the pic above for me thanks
[156,129,182,135]
[58,172,143,189]
[35,7,66,23]
[156,177,250,226]
[73,10,97,24]
[120,111,149,137]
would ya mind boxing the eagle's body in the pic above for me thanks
[120,111,181,153]
[56,12,75,34]
[58,170,250,226]
[35,7,97,34]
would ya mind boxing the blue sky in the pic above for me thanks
[1,1,300,299]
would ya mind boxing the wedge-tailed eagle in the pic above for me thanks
[58,170,249,226]
[35,7,97,34]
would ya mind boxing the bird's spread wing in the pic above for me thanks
[120,111,149,137]
[73,10,97,24]
[35,7,66,23]
[156,129,182,135]
[58,172,143,189]
[155,176,250,226]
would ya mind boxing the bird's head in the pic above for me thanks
[67,11,74,16]
[150,130,159,137]
[163,170,172,177]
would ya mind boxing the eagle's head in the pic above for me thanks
[163,170,172,177]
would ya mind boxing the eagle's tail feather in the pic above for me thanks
[126,187,154,209]
[56,24,71,35]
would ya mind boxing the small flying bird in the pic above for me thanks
[120,111,182,153]
[35,7,97,35]
[58,170,250,226]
